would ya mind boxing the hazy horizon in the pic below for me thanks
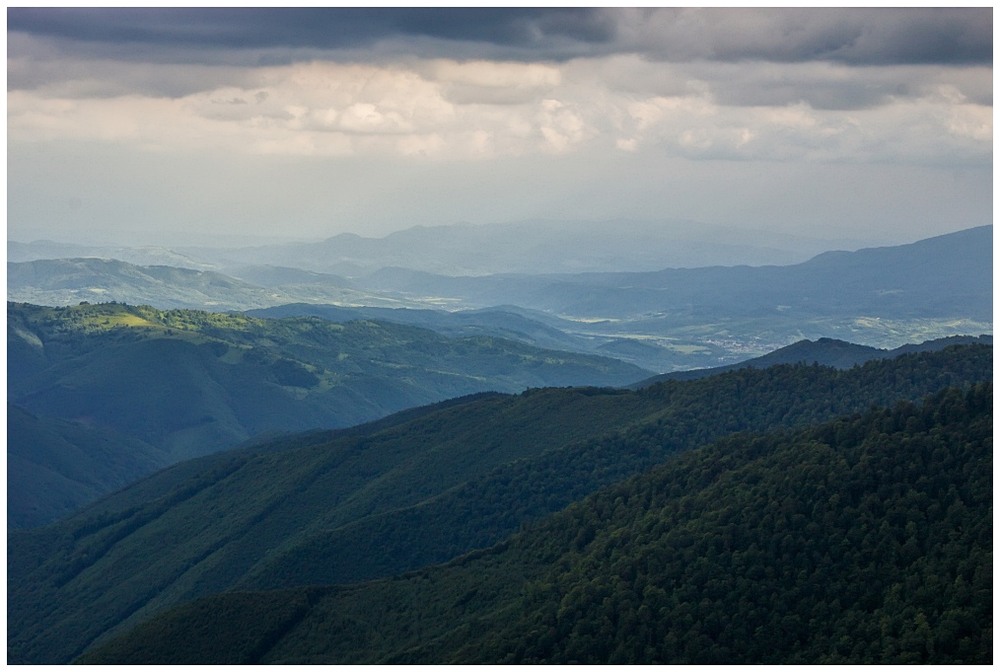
[7,215,917,252]
[8,8,992,250]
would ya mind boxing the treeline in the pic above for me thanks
[78,383,992,664]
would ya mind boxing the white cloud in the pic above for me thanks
[7,50,991,167]
[6,8,990,247]
[426,59,561,105]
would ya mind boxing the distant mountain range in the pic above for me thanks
[9,218,879,275]
[7,226,992,371]
[357,225,992,322]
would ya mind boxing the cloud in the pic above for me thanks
[613,8,992,66]
[686,61,994,111]
[8,7,991,67]
[6,6,991,247]
[425,60,562,105]
[8,52,991,167]
[8,7,989,163]
[5,7,616,64]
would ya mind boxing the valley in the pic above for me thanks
[8,7,992,665]
[7,225,992,372]
[7,224,992,664]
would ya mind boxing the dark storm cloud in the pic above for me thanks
[6,7,612,60]
[835,8,992,66]
[7,7,991,66]
[623,8,991,66]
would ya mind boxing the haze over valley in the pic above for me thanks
[7,7,992,665]
[8,224,992,373]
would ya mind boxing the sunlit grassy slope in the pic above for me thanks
[8,300,652,530]
[9,300,651,461]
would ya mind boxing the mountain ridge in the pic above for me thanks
[75,382,993,664]
[10,218,882,275]
[356,225,992,320]
[8,301,650,529]
[8,343,991,664]
[9,226,991,372]
[633,334,993,385]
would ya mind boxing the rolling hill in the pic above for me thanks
[9,301,649,456]
[246,302,588,354]
[245,302,716,372]
[6,258,399,310]
[8,301,649,527]
[8,343,991,664]
[77,383,993,664]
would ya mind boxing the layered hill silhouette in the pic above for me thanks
[358,226,992,321]
[14,227,988,322]
[78,383,991,664]
[8,343,991,664]
[8,226,992,371]
[10,219,860,275]
[6,223,992,664]
[7,257,383,310]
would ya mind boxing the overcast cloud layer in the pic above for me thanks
[7,7,993,247]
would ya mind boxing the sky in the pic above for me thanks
[6,6,994,247]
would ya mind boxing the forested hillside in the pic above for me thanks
[9,302,648,459]
[8,344,991,664]
[7,405,169,529]
[79,383,993,664]
[8,301,648,526]
[635,335,993,385]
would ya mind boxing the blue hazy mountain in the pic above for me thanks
[357,226,992,322]
[9,227,990,372]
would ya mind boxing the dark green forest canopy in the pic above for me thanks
[79,383,993,664]
[8,345,992,662]
[8,343,992,664]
